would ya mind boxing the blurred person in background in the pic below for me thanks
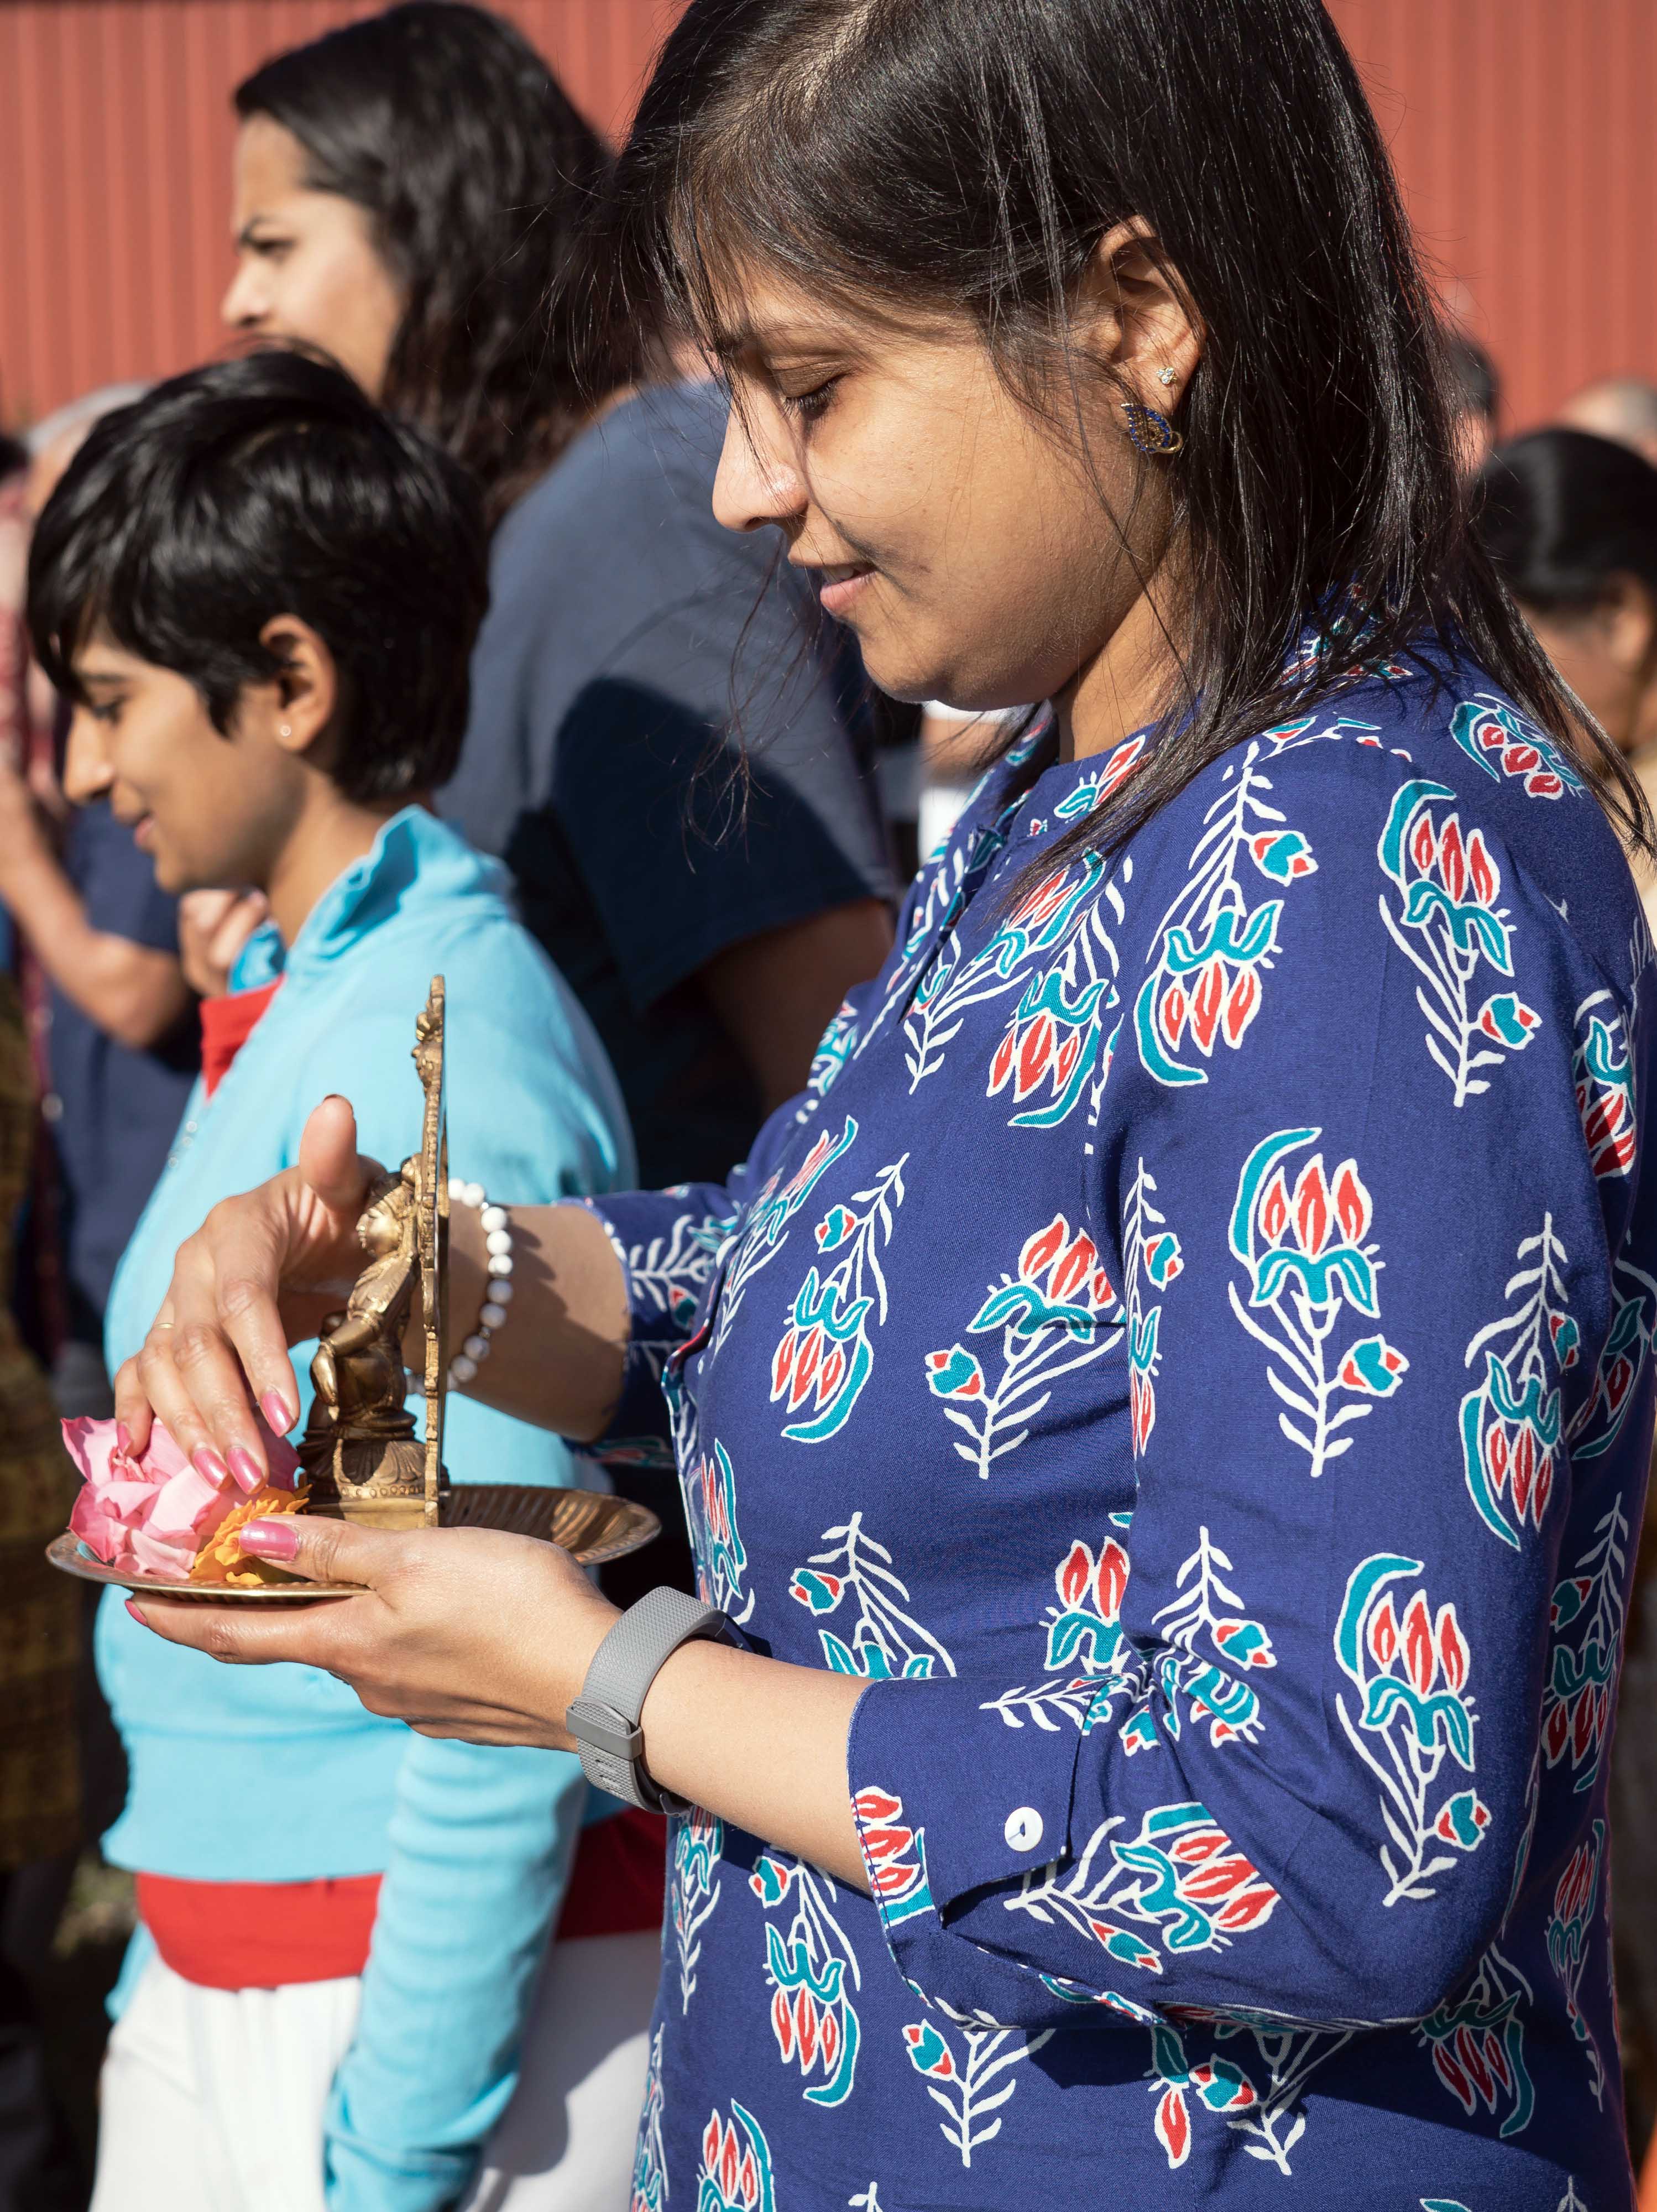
[222,0,895,1210]
[0,391,202,1427]
[1558,375,1657,470]
[1477,426,1657,921]
[0,422,97,2212]
[1443,326,1500,472]
[1477,419,1657,2198]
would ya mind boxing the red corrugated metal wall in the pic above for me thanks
[0,0,679,422]
[1,0,1651,431]
[1327,0,1657,431]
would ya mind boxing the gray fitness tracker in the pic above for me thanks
[567,1585,731,1814]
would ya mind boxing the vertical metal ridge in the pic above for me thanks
[1,3,1648,435]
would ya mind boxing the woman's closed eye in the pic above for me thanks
[778,376,843,425]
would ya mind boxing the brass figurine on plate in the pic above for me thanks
[300,980,449,1531]
[46,977,658,1600]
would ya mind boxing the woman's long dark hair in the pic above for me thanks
[237,2,620,523]
[1477,428,1657,614]
[601,0,1652,864]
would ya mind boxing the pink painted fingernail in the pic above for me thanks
[192,1445,231,1486]
[116,1422,133,1454]
[238,1519,299,1562]
[260,1391,296,1436]
[228,1446,264,1494]
[124,1599,147,1625]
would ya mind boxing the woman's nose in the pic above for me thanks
[712,404,807,536]
[221,260,265,332]
[61,709,114,805]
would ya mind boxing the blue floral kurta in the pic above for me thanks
[590,649,1655,2211]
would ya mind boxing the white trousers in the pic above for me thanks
[91,1960,358,2212]
[92,1932,660,2212]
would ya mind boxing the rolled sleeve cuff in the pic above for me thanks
[848,1670,1088,2015]
[574,1189,731,1460]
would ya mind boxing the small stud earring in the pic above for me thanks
[1157,367,1177,387]
[278,723,292,739]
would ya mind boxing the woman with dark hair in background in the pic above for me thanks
[1479,426,1657,924]
[127,0,1654,2205]
[223,1,895,1199]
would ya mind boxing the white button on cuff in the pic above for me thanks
[1003,1806,1044,1853]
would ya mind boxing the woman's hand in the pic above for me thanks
[114,1095,386,1479]
[128,1517,619,1747]
[130,1511,871,1887]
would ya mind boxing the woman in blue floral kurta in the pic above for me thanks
[117,1,1656,2208]
[572,659,1652,2210]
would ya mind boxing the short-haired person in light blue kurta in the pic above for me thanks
[25,353,646,2212]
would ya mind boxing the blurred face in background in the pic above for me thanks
[222,114,404,399]
[1520,577,1657,757]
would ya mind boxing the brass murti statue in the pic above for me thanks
[299,979,449,1530]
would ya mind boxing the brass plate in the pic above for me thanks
[46,1484,660,1603]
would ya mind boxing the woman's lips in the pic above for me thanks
[817,565,875,618]
[131,815,155,851]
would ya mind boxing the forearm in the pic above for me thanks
[327,1740,587,2212]
[0,844,189,1046]
[439,1198,629,1441]
[638,1636,868,1888]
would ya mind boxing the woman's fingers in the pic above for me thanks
[177,888,268,998]
[132,1209,299,1478]
[295,1095,380,1223]
[237,1512,401,1588]
[128,1520,405,1665]
[113,1098,384,1475]
[128,1593,356,1667]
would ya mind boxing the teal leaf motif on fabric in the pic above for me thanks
[1459,1218,1572,1548]
[1229,1128,1406,1477]
[1136,740,1316,1088]
[1378,779,1530,1105]
[772,1157,907,1444]
[1335,1555,1488,1905]
[926,1213,1122,1477]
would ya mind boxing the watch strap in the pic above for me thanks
[568,1585,729,1813]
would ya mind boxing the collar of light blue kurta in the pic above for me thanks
[228,805,513,993]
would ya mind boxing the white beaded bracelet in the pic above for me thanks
[447,1177,514,1387]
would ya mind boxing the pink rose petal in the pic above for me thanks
[148,1466,230,1537]
[60,1415,276,1582]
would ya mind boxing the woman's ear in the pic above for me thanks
[252,615,339,757]
[1075,218,1204,420]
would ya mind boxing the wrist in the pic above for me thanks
[552,1593,621,1747]
[0,831,55,907]
[566,1588,729,1809]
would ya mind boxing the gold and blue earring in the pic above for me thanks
[1122,368,1184,455]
